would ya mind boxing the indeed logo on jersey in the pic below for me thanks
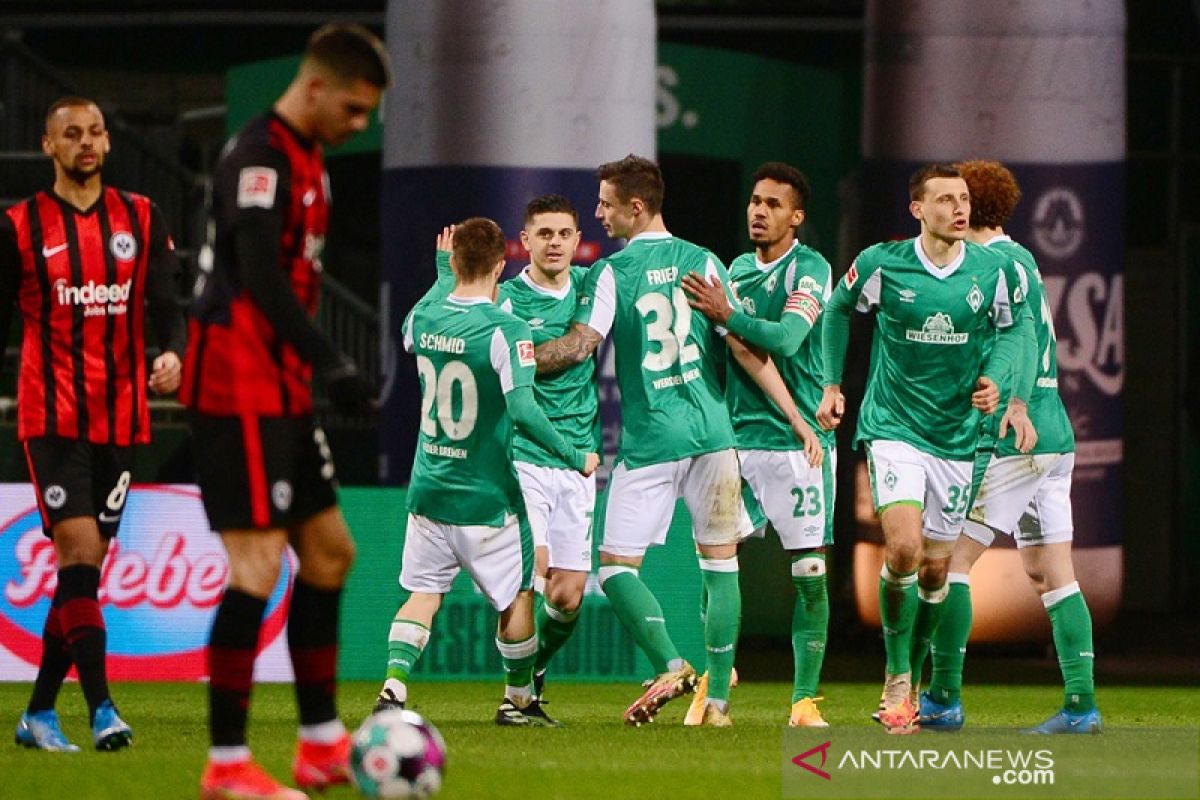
[0,484,294,681]
[53,277,133,317]
[905,313,968,345]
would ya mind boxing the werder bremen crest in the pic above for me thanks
[905,312,968,344]
[966,283,984,313]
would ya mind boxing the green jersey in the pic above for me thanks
[403,295,537,527]
[825,237,1030,461]
[985,236,1075,456]
[725,241,834,450]
[498,266,601,468]
[573,232,736,468]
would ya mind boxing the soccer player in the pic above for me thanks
[499,196,599,699]
[181,25,388,799]
[0,96,186,753]
[817,163,1037,734]
[536,154,815,727]
[680,162,834,727]
[375,218,598,726]
[918,160,1101,734]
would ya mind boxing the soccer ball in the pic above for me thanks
[350,709,447,799]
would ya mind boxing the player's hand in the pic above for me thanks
[998,398,1038,453]
[324,360,377,416]
[148,351,182,395]
[580,452,600,477]
[972,376,1000,414]
[436,225,455,253]
[680,273,733,325]
[816,385,845,431]
[790,415,825,468]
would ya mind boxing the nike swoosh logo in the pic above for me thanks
[98,512,122,523]
[42,243,69,258]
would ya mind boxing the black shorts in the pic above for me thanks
[23,437,135,539]
[189,413,338,531]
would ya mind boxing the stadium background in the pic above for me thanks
[0,0,1196,685]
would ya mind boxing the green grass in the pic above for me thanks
[0,681,1196,799]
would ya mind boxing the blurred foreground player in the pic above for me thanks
[181,24,389,800]
[0,96,186,752]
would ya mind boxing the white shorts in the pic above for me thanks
[739,447,837,550]
[599,449,754,558]
[964,452,1075,549]
[866,439,972,541]
[515,461,595,572]
[399,512,533,611]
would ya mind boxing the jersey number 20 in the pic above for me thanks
[416,356,478,440]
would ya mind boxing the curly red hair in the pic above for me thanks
[955,160,1022,229]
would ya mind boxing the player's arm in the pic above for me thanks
[415,226,458,307]
[681,273,817,358]
[535,261,611,376]
[0,216,21,369]
[229,149,372,413]
[144,204,187,395]
[817,256,878,429]
[726,335,824,466]
[495,324,597,476]
[980,259,1038,450]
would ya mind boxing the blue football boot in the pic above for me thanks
[15,709,80,752]
[1026,707,1103,734]
[917,690,965,731]
[91,699,133,751]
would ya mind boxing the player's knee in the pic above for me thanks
[547,578,585,613]
[919,557,950,589]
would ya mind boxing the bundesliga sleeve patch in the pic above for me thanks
[783,291,821,326]
[844,263,859,287]
[237,166,278,209]
[517,340,536,367]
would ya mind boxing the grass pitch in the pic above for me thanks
[0,680,1196,799]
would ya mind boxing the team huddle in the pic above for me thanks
[0,19,1099,800]
[385,154,1100,737]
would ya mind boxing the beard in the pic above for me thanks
[61,158,103,184]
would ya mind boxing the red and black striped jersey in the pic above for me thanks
[181,113,334,417]
[0,187,186,445]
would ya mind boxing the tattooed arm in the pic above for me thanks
[534,323,603,376]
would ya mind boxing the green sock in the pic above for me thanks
[534,597,580,673]
[928,576,972,705]
[1044,583,1096,713]
[496,634,538,699]
[909,583,947,686]
[790,553,828,702]
[700,558,741,704]
[385,618,430,682]
[599,566,679,674]
[879,563,919,676]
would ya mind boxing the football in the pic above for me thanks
[350,709,447,799]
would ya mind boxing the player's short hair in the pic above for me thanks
[452,218,507,281]
[45,96,101,128]
[908,163,962,201]
[751,161,812,210]
[596,154,664,215]
[524,194,579,227]
[955,160,1022,229]
[304,23,391,88]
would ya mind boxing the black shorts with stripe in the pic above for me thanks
[23,437,135,538]
[189,413,338,531]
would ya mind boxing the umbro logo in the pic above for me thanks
[898,289,917,303]
[528,318,545,329]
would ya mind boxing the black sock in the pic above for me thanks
[208,588,266,748]
[27,588,72,714]
[57,565,108,722]
[288,580,342,727]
